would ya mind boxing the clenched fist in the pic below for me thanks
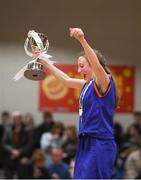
[69,28,85,42]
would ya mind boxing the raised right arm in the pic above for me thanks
[39,59,85,89]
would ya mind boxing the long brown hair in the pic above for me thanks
[79,50,120,108]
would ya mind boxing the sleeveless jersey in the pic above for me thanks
[79,77,116,139]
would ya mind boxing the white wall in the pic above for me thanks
[0,44,140,130]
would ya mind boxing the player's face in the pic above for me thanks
[78,56,93,82]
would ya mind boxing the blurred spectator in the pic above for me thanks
[24,113,34,132]
[123,148,141,179]
[18,149,49,179]
[124,124,141,145]
[69,158,75,179]
[112,123,141,179]
[40,122,65,152]
[119,124,141,161]
[111,157,125,179]
[23,113,35,155]
[0,111,11,144]
[114,122,125,152]
[41,122,65,166]
[133,111,141,126]
[0,111,11,169]
[62,125,78,164]
[34,112,55,148]
[0,111,11,128]
[47,147,70,179]
[2,111,33,178]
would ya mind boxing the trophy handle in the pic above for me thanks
[24,38,32,57]
[28,30,46,52]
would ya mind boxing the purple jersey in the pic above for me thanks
[79,76,116,139]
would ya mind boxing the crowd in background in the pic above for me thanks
[113,111,141,179]
[0,110,141,179]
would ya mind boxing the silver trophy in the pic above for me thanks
[13,30,53,81]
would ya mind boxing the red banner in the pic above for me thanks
[39,64,135,113]
[109,65,135,113]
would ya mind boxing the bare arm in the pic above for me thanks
[39,59,85,89]
[70,28,110,93]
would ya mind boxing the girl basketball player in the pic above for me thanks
[34,28,118,179]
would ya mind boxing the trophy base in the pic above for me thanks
[24,62,46,81]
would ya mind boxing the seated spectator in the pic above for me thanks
[47,147,70,179]
[124,124,141,146]
[114,122,125,152]
[2,111,33,179]
[0,111,11,169]
[0,111,11,128]
[23,113,35,156]
[133,111,141,127]
[40,122,65,152]
[24,113,34,132]
[18,149,49,179]
[34,112,55,148]
[123,148,141,179]
[113,123,141,179]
